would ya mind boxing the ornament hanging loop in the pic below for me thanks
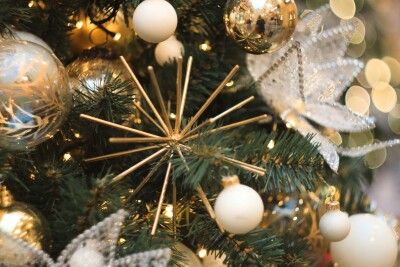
[219,166,240,188]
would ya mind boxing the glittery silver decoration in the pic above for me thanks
[0,210,171,267]
[247,5,400,172]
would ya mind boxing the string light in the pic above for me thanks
[198,248,207,258]
[199,41,212,51]
[113,33,121,41]
[75,21,84,29]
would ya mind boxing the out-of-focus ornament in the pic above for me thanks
[331,214,397,267]
[0,40,71,149]
[154,35,184,66]
[69,239,104,267]
[0,209,171,266]
[66,49,133,96]
[214,175,264,234]
[0,31,51,51]
[319,201,350,242]
[174,242,202,267]
[202,251,227,267]
[133,0,178,43]
[247,5,400,171]
[224,0,298,54]
[0,185,51,267]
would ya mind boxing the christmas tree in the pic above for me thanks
[0,0,399,266]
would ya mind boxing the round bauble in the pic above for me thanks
[224,0,298,54]
[0,40,71,149]
[67,52,132,96]
[0,186,51,266]
[69,240,104,267]
[133,0,178,43]
[331,214,397,267]
[319,202,351,242]
[0,31,51,51]
[202,251,227,267]
[174,242,202,267]
[214,176,264,234]
[155,35,184,66]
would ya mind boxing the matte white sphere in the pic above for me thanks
[155,35,184,66]
[0,31,51,51]
[69,246,104,267]
[319,210,350,242]
[133,0,177,43]
[331,214,397,267]
[214,184,264,234]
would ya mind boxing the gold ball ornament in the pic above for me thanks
[0,186,51,266]
[224,0,298,54]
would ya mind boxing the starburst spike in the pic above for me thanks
[84,145,163,162]
[124,154,169,204]
[132,101,165,134]
[175,57,183,134]
[151,155,173,235]
[112,147,168,183]
[172,183,177,234]
[148,66,173,134]
[180,65,240,136]
[120,56,169,135]
[184,114,269,141]
[221,156,266,176]
[80,114,161,138]
[197,185,225,233]
[109,137,172,143]
[178,57,193,127]
[186,96,255,136]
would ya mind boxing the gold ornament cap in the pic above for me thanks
[0,185,13,208]
[221,175,240,188]
[326,200,340,211]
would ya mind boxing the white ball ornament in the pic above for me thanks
[133,0,178,43]
[69,240,104,267]
[0,31,51,51]
[214,175,264,234]
[155,35,184,66]
[331,214,398,267]
[319,201,351,242]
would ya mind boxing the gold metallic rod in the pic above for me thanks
[109,137,172,143]
[112,147,168,183]
[221,157,266,176]
[84,145,162,163]
[184,114,268,141]
[124,154,168,204]
[176,146,190,171]
[80,114,160,138]
[178,56,193,125]
[133,101,166,134]
[197,185,225,233]
[120,56,170,134]
[151,159,173,235]
[175,57,183,134]
[186,96,255,136]
[148,66,173,134]
[180,65,240,136]
[172,183,177,234]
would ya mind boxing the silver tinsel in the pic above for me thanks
[0,210,171,267]
[247,5,400,172]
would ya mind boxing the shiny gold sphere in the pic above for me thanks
[0,201,51,251]
[224,0,298,54]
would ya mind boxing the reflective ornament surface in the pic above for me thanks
[224,0,298,54]
[0,40,71,149]
[0,186,50,267]
[174,242,202,267]
[0,31,51,51]
[331,214,398,267]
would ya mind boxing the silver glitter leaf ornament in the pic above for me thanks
[247,5,400,172]
[0,210,171,267]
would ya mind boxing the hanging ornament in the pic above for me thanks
[319,201,350,242]
[0,31,51,51]
[154,35,184,66]
[0,40,72,149]
[133,0,178,43]
[330,214,398,267]
[67,48,134,96]
[214,175,264,234]
[0,185,51,267]
[0,209,171,267]
[173,242,202,267]
[224,0,298,54]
